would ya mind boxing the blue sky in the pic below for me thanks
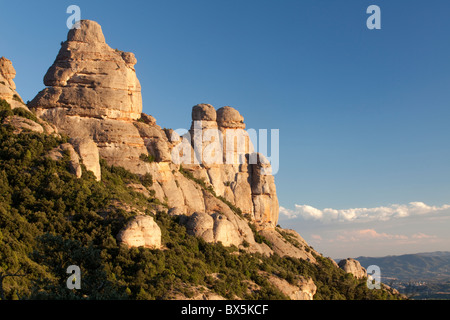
[1,0,449,258]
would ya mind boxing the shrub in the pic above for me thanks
[139,153,155,163]
[0,99,13,120]
[140,172,153,187]
[12,107,39,123]
[12,94,23,104]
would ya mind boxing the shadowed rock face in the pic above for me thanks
[30,20,142,121]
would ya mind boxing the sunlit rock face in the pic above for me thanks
[30,20,142,121]
[28,20,280,248]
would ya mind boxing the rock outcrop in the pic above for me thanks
[47,143,82,178]
[1,57,58,136]
[266,274,317,300]
[0,57,16,90]
[30,20,142,121]
[0,57,29,111]
[71,138,101,181]
[260,228,316,263]
[117,215,162,249]
[185,212,242,247]
[2,115,44,134]
[0,19,407,302]
[296,276,318,300]
[24,19,319,271]
[338,258,367,279]
[28,20,280,238]
[178,104,279,227]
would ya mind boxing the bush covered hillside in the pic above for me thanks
[0,99,402,300]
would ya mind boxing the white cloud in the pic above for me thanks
[411,232,437,240]
[336,229,408,242]
[280,202,450,223]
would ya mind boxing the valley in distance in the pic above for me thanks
[344,251,450,300]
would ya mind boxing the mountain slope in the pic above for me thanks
[355,252,450,281]
[0,20,404,300]
[0,98,403,300]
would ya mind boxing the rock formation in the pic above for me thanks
[266,274,317,300]
[260,228,316,263]
[0,57,31,111]
[31,20,142,121]
[25,19,320,272]
[1,57,59,136]
[2,115,44,134]
[1,19,318,272]
[117,215,162,249]
[47,143,82,178]
[28,20,280,234]
[338,258,368,279]
[0,19,406,302]
[0,57,16,90]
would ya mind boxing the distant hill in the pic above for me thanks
[354,251,450,281]
[351,252,450,299]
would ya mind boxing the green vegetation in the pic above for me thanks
[136,117,147,124]
[309,254,400,300]
[179,166,215,194]
[0,99,14,121]
[0,112,403,300]
[139,153,155,164]
[101,159,153,189]
[12,106,40,123]
[0,98,39,123]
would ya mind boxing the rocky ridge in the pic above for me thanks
[338,258,368,279]
[26,20,305,258]
[0,20,330,299]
